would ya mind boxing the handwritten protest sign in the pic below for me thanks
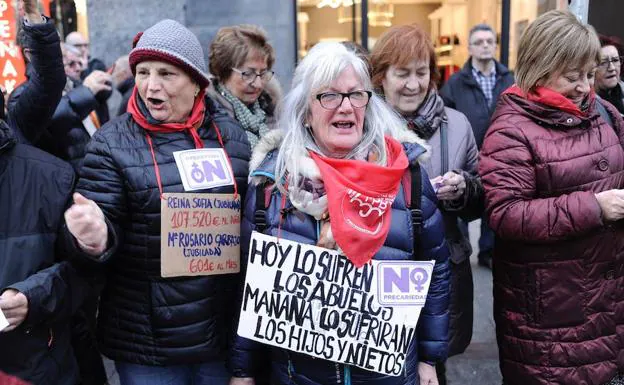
[237,232,435,376]
[160,192,240,277]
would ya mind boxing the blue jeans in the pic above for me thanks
[115,360,230,385]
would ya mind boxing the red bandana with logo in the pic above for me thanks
[309,136,409,267]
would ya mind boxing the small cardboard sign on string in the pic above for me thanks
[161,192,241,277]
[173,148,235,192]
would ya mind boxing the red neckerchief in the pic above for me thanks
[127,86,206,149]
[503,85,595,118]
[309,136,408,267]
[128,87,238,200]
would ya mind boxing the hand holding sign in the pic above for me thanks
[65,193,108,256]
[0,289,28,332]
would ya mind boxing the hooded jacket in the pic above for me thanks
[229,129,451,385]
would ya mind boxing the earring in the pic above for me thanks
[194,88,200,97]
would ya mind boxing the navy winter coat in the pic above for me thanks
[440,59,514,148]
[229,130,450,385]
[0,18,90,385]
[61,96,251,366]
[10,76,107,172]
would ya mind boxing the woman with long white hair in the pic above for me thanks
[229,42,450,385]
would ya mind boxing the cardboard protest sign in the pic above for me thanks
[237,232,435,376]
[161,193,240,277]
[173,148,235,192]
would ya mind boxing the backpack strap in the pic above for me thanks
[409,165,423,259]
[254,182,267,232]
[596,99,615,129]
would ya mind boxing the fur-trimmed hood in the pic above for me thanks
[249,127,430,178]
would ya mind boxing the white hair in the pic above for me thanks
[274,42,405,193]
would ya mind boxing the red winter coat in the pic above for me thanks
[479,91,624,385]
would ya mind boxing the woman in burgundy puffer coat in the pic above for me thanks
[479,11,624,385]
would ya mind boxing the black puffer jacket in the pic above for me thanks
[0,123,90,385]
[62,96,251,365]
[0,18,90,385]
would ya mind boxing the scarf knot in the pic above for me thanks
[305,136,408,267]
[405,89,447,140]
[127,87,206,148]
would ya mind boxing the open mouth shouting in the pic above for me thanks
[147,97,166,110]
[332,120,356,132]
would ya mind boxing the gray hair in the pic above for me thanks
[274,42,405,193]
[469,24,496,40]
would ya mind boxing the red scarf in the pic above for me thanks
[309,136,408,267]
[127,87,207,148]
[503,85,594,118]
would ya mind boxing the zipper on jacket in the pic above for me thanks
[288,359,294,380]
[334,362,341,383]
[343,364,351,385]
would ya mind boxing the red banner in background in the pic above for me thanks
[41,0,50,16]
[0,0,26,95]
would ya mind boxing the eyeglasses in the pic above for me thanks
[598,56,622,69]
[231,68,274,84]
[315,90,372,110]
[64,60,81,68]
[470,38,496,47]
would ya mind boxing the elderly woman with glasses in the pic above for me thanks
[480,10,624,385]
[229,42,450,385]
[370,24,483,385]
[208,24,281,149]
[596,35,624,115]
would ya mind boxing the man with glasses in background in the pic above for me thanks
[65,31,106,80]
[440,24,514,270]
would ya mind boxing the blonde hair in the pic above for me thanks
[515,10,600,92]
[208,24,275,82]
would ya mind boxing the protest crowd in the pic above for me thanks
[0,0,623,385]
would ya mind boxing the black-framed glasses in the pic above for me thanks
[315,90,372,109]
[231,68,274,84]
[598,56,623,69]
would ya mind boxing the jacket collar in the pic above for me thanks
[492,92,599,128]
[459,58,510,84]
